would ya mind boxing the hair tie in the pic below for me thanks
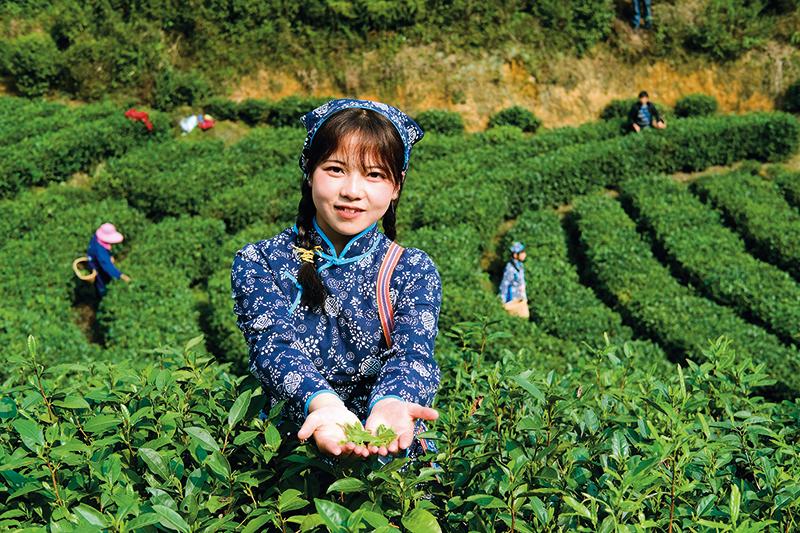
[293,244,321,264]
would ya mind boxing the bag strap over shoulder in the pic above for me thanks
[376,241,404,348]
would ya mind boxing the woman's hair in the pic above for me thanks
[296,107,405,310]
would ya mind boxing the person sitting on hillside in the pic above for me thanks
[499,242,529,319]
[87,223,131,298]
[629,91,666,133]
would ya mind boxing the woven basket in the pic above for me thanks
[72,257,97,282]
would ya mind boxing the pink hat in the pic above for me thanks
[96,223,124,244]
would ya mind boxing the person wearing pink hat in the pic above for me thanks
[87,223,131,298]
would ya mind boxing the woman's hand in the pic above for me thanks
[297,393,370,458]
[364,398,438,456]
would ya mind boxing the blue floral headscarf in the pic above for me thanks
[298,98,424,177]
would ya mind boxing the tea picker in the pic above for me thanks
[73,223,131,298]
[499,241,529,319]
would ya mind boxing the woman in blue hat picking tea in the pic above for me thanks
[231,99,441,461]
[499,241,529,319]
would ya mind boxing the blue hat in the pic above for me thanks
[298,98,424,177]
[510,242,525,254]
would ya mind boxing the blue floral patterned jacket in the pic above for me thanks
[231,218,442,428]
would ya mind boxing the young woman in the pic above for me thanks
[231,99,441,460]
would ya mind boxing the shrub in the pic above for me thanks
[771,167,800,207]
[487,105,541,133]
[505,209,632,343]
[572,193,800,393]
[0,108,170,198]
[7,33,62,97]
[268,95,332,127]
[505,112,800,216]
[781,79,800,113]
[152,68,212,111]
[237,98,272,125]
[620,174,800,345]
[4,325,800,529]
[686,0,768,60]
[0,197,148,369]
[674,93,718,117]
[414,109,465,135]
[98,217,225,352]
[600,98,637,120]
[203,97,239,120]
[692,171,800,281]
[96,128,303,223]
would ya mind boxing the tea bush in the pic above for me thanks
[2,325,799,530]
[0,196,148,371]
[506,111,799,216]
[674,93,718,117]
[0,107,170,198]
[772,167,800,207]
[503,208,667,364]
[96,127,304,223]
[98,217,225,353]
[600,98,637,121]
[571,193,800,393]
[692,171,800,281]
[5,33,61,97]
[413,110,465,135]
[487,106,541,133]
[0,100,117,146]
[620,174,800,344]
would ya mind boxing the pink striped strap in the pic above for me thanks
[377,241,404,348]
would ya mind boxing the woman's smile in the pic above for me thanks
[334,204,366,219]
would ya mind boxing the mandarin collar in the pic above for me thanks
[308,217,380,264]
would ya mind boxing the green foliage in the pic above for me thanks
[693,171,800,281]
[6,33,61,97]
[686,0,769,60]
[487,105,541,133]
[96,127,303,224]
[98,217,225,352]
[3,326,800,529]
[0,105,170,198]
[413,109,465,135]
[771,167,800,207]
[505,209,667,363]
[339,423,396,447]
[528,0,615,54]
[267,95,333,127]
[572,193,800,393]
[600,98,637,121]
[674,93,719,117]
[237,98,272,126]
[620,174,800,345]
[152,68,212,111]
[507,112,799,216]
[203,97,240,121]
[0,196,148,371]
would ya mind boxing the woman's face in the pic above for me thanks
[310,134,399,252]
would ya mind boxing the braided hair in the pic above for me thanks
[296,107,405,310]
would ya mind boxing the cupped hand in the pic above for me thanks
[297,393,370,458]
[364,398,438,456]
